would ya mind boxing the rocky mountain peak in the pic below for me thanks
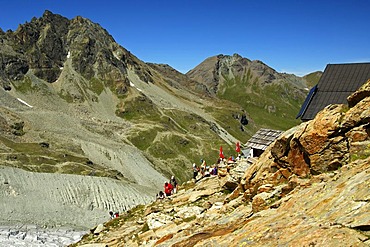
[0,10,151,95]
[185,53,308,130]
[187,53,306,96]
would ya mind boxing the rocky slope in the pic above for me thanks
[72,80,370,246]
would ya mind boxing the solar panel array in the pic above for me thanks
[300,63,370,121]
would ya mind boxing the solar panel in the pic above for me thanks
[299,63,370,121]
[296,85,317,119]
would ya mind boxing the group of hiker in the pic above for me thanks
[192,153,243,181]
[160,143,244,199]
[110,143,245,218]
[156,175,178,200]
[192,159,218,180]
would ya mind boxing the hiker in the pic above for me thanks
[192,163,199,180]
[227,156,235,164]
[157,191,165,200]
[109,211,119,219]
[200,159,207,177]
[164,182,173,197]
[210,164,218,175]
[170,175,178,194]
[236,153,242,161]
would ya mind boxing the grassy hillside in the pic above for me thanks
[116,93,242,182]
[303,71,322,88]
[217,72,303,131]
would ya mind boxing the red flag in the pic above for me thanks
[235,142,241,153]
[219,146,225,159]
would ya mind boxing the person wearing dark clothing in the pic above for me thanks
[157,191,165,199]
[170,175,178,194]
[192,163,199,179]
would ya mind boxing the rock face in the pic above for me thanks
[242,79,370,201]
[0,10,151,90]
[72,80,370,246]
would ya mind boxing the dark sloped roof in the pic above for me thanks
[298,63,370,121]
[245,128,284,151]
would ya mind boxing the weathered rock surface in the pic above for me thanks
[0,166,160,230]
[0,224,85,247]
[72,80,370,246]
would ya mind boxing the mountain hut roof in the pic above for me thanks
[297,63,370,121]
[245,128,284,151]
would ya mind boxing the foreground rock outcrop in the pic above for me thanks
[72,80,370,246]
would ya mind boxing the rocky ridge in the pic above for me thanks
[73,80,370,246]
[186,53,307,94]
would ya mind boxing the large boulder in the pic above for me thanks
[347,79,370,107]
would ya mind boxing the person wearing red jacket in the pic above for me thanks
[164,182,173,197]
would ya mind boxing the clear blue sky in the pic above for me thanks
[1,0,369,76]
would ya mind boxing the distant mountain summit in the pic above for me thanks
[186,53,309,130]
[187,53,307,95]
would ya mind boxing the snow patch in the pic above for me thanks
[16,98,33,108]
[129,81,142,92]
[113,51,121,60]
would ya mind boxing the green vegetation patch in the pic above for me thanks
[218,74,303,131]
[12,76,33,93]
[350,148,370,162]
[164,110,209,136]
[304,71,322,88]
[116,95,162,122]
[128,127,161,151]
[182,215,196,222]
[205,105,256,144]
[12,75,51,94]
[58,89,75,103]
[88,77,105,95]
[0,136,124,178]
